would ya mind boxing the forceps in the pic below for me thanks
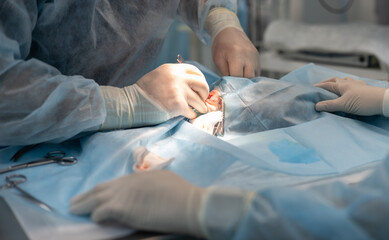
[0,174,54,212]
[212,97,225,136]
[0,151,77,174]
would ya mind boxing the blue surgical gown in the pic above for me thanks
[0,0,236,146]
[201,156,389,240]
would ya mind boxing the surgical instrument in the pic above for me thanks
[212,97,225,136]
[10,144,40,162]
[177,54,184,64]
[177,54,204,118]
[0,174,55,212]
[0,151,77,174]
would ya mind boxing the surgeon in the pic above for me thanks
[70,76,389,239]
[0,1,259,146]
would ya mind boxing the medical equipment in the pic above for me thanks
[244,0,389,80]
[10,144,40,162]
[177,54,185,64]
[0,151,77,174]
[1,174,55,212]
[212,95,224,136]
[190,90,225,136]
[191,111,224,135]
[177,54,222,127]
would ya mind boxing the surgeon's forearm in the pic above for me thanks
[0,63,105,146]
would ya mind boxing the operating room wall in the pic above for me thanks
[289,0,376,24]
[249,0,381,49]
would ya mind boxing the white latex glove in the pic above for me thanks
[99,63,209,130]
[69,170,206,237]
[206,8,260,78]
[315,77,387,116]
[100,84,170,129]
[136,63,209,119]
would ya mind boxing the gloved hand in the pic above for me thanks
[100,63,209,130]
[315,77,387,116]
[206,8,260,78]
[69,170,206,237]
[136,63,209,119]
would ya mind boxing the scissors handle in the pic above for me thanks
[56,156,78,165]
[5,174,55,212]
[16,156,77,167]
[1,151,78,175]
[0,175,25,189]
[6,174,27,185]
[45,150,66,159]
[0,156,77,175]
[0,160,54,175]
[45,151,77,165]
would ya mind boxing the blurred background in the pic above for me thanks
[158,0,389,80]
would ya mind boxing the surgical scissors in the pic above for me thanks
[0,174,55,212]
[0,151,77,174]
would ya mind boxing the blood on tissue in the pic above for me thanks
[132,147,174,172]
[205,89,222,112]
[190,89,223,135]
[136,162,150,171]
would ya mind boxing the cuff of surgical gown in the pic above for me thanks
[383,89,389,117]
[99,86,132,130]
[205,7,244,40]
[199,187,256,239]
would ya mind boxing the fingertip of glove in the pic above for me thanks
[69,195,82,205]
[69,203,82,215]
[315,102,326,112]
[91,206,111,223]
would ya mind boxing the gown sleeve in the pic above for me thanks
[0,1,106,146]
[201,158,389,240]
